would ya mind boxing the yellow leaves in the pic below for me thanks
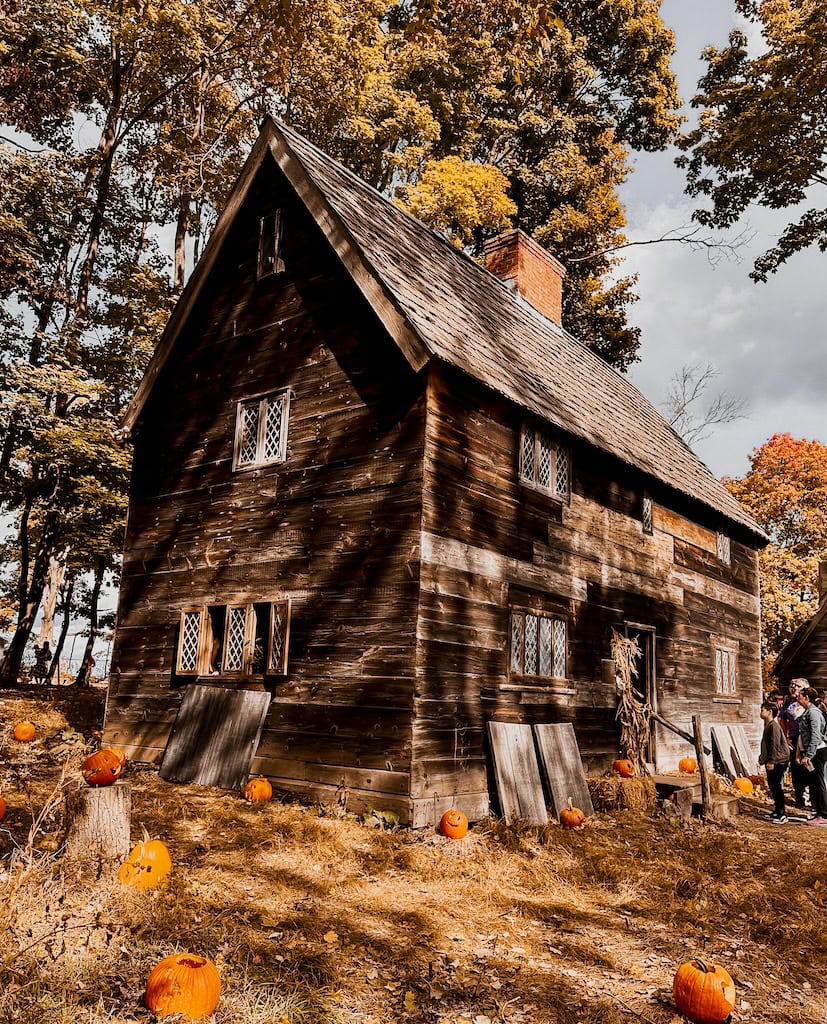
[323,930,339,943]
[395,156,516,247]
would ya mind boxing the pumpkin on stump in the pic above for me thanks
[243,776,272,802]
[733,777,754,795]
[679,757,698,774]
[559,799,586,830]
[612,759,636,778]
[673,957,736,1024]
[439,809,469,840]
[118,839,173,890]
[82,749,123,787]
[109,747,127,768]
[145,953,221,1019]
[13,722,36,743]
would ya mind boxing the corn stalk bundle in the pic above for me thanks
[611,628,651,775]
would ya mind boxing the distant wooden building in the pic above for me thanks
[773,562,827,690]
[103,118,767,825]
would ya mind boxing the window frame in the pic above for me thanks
[232,388,291,472]
[642,493,653,535]
[175,600,291,680]
[257,209,285,280]
[716,531,731,565]
[713,645,737,696]
[518,425,570,502]
[509,606,568,682]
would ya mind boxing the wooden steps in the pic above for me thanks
[652,774,740,820]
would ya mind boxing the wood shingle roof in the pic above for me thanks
[125,117,765,541]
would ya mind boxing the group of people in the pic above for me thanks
[759,678,827,824]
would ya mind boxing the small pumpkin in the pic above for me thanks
[733,777,754,795]
[118,839,173,890]
[672,957,736,1024]
[82,749,123,787]
[13,722,36,743]
[0,796,6,823]
[679,757,698,774]
[243,776,272,802]
[439,809,469,840]
[145,952,221,1019]
[559,799,586,830]
[612,758,636,778]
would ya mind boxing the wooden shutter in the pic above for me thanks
[177,607,209,675]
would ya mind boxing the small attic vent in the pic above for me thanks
[257,210,285,279]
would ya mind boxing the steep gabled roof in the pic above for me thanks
[773,601,827,677]
[125,116,766,542]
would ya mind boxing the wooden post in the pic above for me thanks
[692,715,712,818]
[64,780,132,869]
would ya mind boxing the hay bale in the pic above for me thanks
[587,775,657,813]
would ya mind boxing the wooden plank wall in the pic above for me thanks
[104,155,426,819]
[775,614,827,691]
[410,364,763,825]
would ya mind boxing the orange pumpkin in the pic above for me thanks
[673,958,736,1024]
[733,777,754,795]
[13,722,36,743]
[559,799,586,830]
[145,953,221,1019]
[0,796,5,823]
[439,809,469,840]
[118,839,173,890]
[679,757,698,774]
[82,749,123,787]
[109,747,127,767]
[612,759,636,778]
[243,776,272,802]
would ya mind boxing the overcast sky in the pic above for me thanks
[621,0,827,478]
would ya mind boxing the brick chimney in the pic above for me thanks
[482,229,566,326]
[819,560,827,605]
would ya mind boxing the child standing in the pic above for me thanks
[759,701,791,823]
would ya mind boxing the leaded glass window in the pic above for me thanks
[714,647,736,696]
[716,531,731,565]
[178,610,202,674]
[509,608,568,680]
[268,600,292,675]
[642,494,653,534]
[223,606,248,671]
[519,426,569,500]
[234,391,290,470]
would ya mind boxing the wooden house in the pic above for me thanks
[103,118,767,825]
[772,562,827,690]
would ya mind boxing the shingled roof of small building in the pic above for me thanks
[125,117,766,541]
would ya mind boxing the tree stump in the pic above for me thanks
[64,780,131,870]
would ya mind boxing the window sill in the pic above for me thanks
[518,479,568,505]
[712,696,742,705]
[500,682,574,694]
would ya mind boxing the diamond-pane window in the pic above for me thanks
[539,617,552,676]
[716,531,731,565]
[538,436,552,489]
[268,599,291,675]
[520,428,535,481]
[178,611,201,673]
[234,391,290,470]
[510,612,524,672]
[552,619,567,679]
[239,403,260,465]
[714,647,736,695]
[524,614,538,675]
[555,447,569,497]
[642,494,653,534]
[223,607,247,671]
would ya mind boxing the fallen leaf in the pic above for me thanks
[323,931,338,944]
[404,990,416,1011]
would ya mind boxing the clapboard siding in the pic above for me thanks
[104,154,425,817]
[410,364,762,817]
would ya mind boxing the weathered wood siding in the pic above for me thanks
[411,365,762,825]
[775,614,827,691]
[104,154,425,818]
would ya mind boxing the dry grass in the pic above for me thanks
[1,691,825,1024]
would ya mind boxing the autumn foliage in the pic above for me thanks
[724,433,827,664]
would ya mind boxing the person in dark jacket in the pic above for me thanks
[798,688,827,825]
[759,701,791,822]
[781,679,812,809]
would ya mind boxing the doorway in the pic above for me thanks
[624,623,657,763]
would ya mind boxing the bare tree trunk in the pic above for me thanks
[64,781,132,869]
[74,559,105,686]
[0,501,59,687]
[38,551,68,648]
[173,61,207,294]
[48,576,75,684]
